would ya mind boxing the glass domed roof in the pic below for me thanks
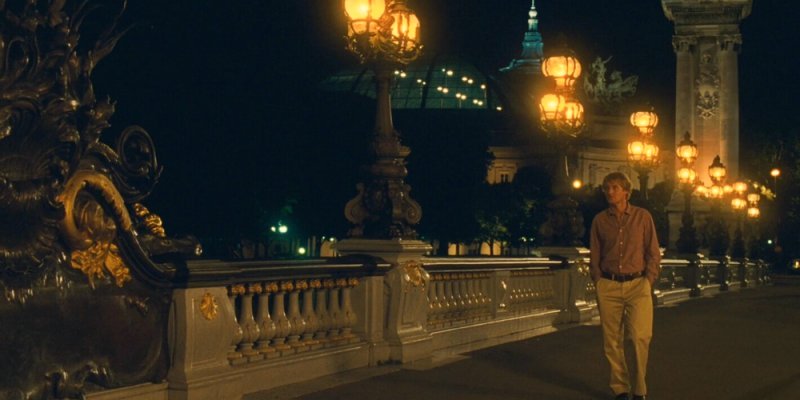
[320,55,504,111]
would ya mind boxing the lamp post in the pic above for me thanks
[675,132,699,254]
[705,155,730,257]
[536,46,586,246]
[341,0,423,239]
[627,109,660,201]
[730,182,748,258]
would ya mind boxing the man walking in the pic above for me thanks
[590,172,661,400]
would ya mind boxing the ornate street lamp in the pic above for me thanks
[675,132,699,254]
[730,195,747,258]
[536,46,585,246]
[342,0,423,239]
[627,108,660,200]
[705,155,729,257]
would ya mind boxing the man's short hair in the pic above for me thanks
[602,172,632,193]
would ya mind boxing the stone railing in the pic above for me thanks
[81,251,769,400]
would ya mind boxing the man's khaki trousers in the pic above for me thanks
[596,277,653,396]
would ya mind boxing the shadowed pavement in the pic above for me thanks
[255,285,800,400]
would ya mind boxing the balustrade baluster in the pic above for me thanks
[459,274,472,320]
[435,275,448,326]
[238,284,263,361]
[255,282,278,358]
[227,284,245,362]
[327,279,343,342]
[302,280,321,350]
[315,279,333,346]
[287,280,309,352]
[452,274,465,321]
[443,274,456,324]
[340,278,359,343]
[271,281,293,355]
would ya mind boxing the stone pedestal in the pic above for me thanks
[335,239,433,363]
[167,288,242,400]
[537,247,595,323]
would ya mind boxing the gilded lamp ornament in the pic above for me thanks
[342,0,424,239]
[537,44,586,246]
[626,108,660,200]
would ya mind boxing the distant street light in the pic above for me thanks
[627,108,660,200]
[537,44,586,246]
[675,132,699,254]
[341,0,424,239]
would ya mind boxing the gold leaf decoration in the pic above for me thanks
[402,260,427,289]
[199,292,218,321]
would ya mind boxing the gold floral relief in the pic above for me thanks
[199,292,218,321]
[402,260,427,289]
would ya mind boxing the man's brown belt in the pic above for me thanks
[601,270,644,282]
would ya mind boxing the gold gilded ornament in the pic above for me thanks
[199,292,218,321]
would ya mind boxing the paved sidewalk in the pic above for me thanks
[257,285,800,400]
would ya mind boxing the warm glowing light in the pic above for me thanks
[733,181,748,195]
[747,193,760,204]
[442,88,449,94]
[539,93,564,123]
[561,99,585,131]
[278,225,288,234]
[344,0,386,35]
[676,132,698,164]
[496,106,503,111]
[628,140,645,158]
[731,197,747,210]
[708,185,724,199]
[480,84,486,90]
[446,70,453,76]
[630,110,659,136]
[298,247,307,255]
[695,185,708,197]
[747,207,760,219]
[770,168,781,178]
[572,179,583,189]
[541,54,582,90]
[708,155,726,185]
[677,167,697,184]
[387,4,420,52]
[723,184,733,194]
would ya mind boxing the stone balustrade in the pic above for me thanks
[85,253,770,400]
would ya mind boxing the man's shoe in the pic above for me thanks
[632,396,646,400]
[614,394,630,400]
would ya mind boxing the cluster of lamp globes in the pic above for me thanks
[676,138,764,219]
[538,54,585,136]
[343,0,421,63]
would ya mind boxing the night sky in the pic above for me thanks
[89,1,800,242]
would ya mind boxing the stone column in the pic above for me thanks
[718,34,742,178]
[673,35,697,161]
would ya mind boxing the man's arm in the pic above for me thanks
[643,211,661,285]
[589,216,602,282]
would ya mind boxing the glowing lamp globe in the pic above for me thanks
[541,54,582,90]
[630,110,659,136]
[676,132,698,164]
[708,155,727,184]
[708,185,724,199]
[344,0,386,36]
[731,197,747,210]
[561,99,585,131]
[770,168,781,178]
[677,167,696,185]
[628,140,645,161]
[387,1,421,53]
[747,207,760,219]
[733,181,748,195]
[539,93,564,123]
[746,193,760,204]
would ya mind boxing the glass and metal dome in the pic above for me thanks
[321,54,504,111]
